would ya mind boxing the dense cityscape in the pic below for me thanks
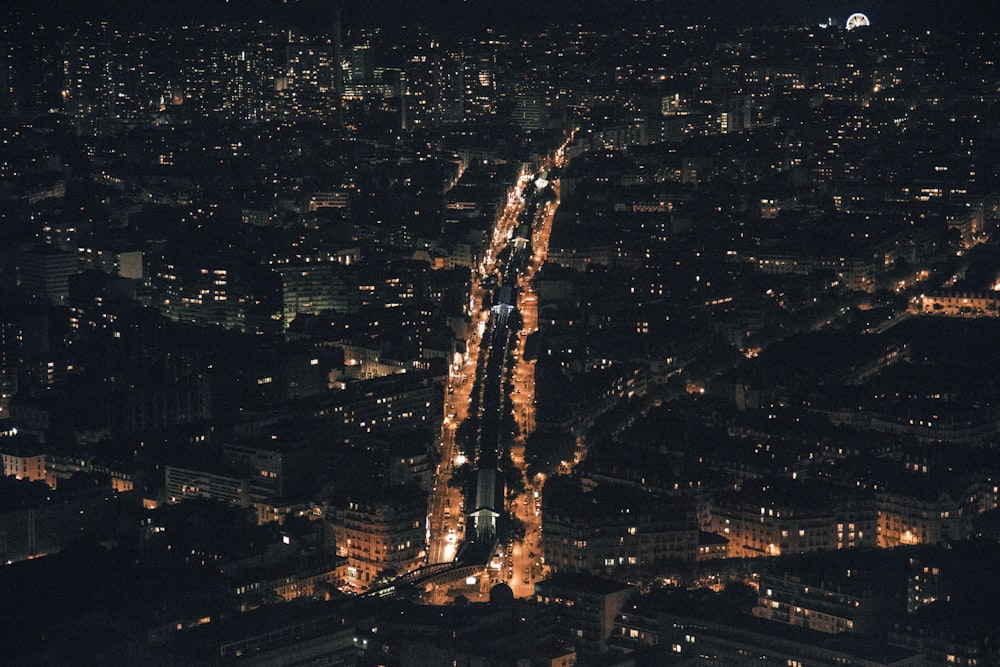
[2,1,1000,664]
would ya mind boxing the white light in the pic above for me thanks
[845,12,870,30]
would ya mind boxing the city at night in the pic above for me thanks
[2,1,1000,664]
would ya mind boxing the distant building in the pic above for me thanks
[78,243,143,280]
[512,88,548,131]
[0,443,45,482]
[154,262,247,330]
[917,291,1000,317]
[19,248,79,304]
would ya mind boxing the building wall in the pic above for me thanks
[876,492,965,548]
[329,490,426,589]
[919,291,1000,317]
[542,478,700,575]
[1,451,45,482]
[753,574,861,634]
[534,575,635,655]
[707,501,876,559]
[20,249,79,304]
[165,465,250,507]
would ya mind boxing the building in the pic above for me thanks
[222,436,320,511]
[386,435,435,491]
[19,248,79,304]
[512,88,548,131]
[753,573,862,635]
[332,371,444,444]
[542,476,700,574]
[918,291,1000,317]
[0,443,45,482]
[707,482,876,558]
[148,600,359,665]
[0,473,135,563]
[907,556,949,613]
[153,261,247,331]
[659,612,923,666]
[696,530,729,561]
[165,465,252,508]
[279,263,359,330]
[62,40,112,123]
[78,243,143,280]
[327,484,427,589]
[284,35,336,119]
[0,438,45,482]
[876,491,965,548]
[534,573,636,656]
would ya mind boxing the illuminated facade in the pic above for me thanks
[1,448,45,482]
[327,485,427,589]
[918,291,1000,317]
[875,492,965,548]
[708,495,876,559]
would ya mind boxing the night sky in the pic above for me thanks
[6,0,999,32]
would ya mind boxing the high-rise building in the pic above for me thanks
[285,33,335,119]
[513,87,548,131]
[349,44,371,82]
[62,40,113,123]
